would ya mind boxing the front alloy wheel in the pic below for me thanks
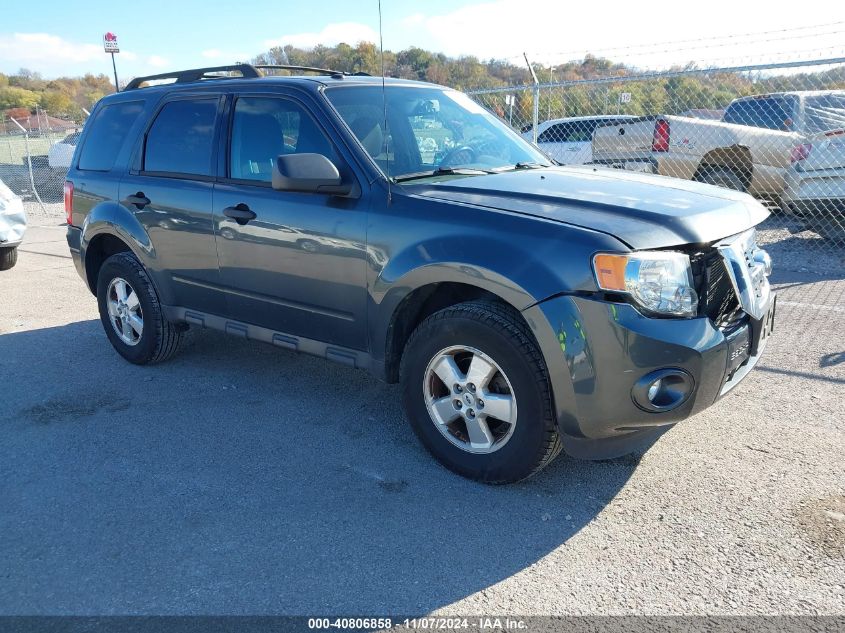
[401,300,562,484]
[424,345,517,454]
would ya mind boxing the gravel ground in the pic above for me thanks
[0,217,842,616]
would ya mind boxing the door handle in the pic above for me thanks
[125,192,150,209]
[223,203,257,226]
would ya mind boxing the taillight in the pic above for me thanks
[652,119,670,152]
[64,181,74,225]
[790,143,812,163]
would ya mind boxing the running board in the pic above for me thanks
[162,305,374,373]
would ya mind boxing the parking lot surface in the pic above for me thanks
[1,212,843,615]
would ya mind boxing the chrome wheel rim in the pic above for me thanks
[107,277,143,346]
[423,345,518,454]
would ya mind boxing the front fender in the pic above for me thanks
[369,230,571,363]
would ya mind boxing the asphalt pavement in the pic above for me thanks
[0,214,842,615]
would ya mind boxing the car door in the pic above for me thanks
[119,95,227,314]
[212,92,368,350]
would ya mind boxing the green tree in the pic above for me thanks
[0,86,39,110]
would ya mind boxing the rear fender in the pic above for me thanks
[80,202,155,284]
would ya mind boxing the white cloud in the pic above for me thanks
[201,48,250,62]
[146,55,170,68]
[0,33,102,67]
[264,22,378,49]
[392,0,845,70]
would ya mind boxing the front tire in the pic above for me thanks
[96,252,183,365]
[0,247,18,271]
[400,301,562,484]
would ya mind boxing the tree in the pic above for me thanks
[0,87,39,110]
[39,90,74,115]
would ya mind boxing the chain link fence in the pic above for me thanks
[468,58,845,259]
[0,110,83,221]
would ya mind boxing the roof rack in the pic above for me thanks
[124,63,371,91]
[254,65,370,78]
[124,64,261,90]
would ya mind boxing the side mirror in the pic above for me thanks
[271,153,351,195]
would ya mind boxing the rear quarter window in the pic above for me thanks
[77,101,144,171]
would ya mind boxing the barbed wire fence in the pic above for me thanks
[467,57,845,260]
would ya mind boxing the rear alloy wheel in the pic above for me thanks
[96,252,183,365]
[106,277,144,346]
[401,300,561,484]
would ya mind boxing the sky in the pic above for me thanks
[1,0,843,80]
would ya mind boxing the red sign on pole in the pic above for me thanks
[103,32,119,53]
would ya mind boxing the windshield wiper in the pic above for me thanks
[392,166,494,183]
[491,161,548,173]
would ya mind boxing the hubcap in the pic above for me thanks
[106,277,143,346]
[423,345,518,454]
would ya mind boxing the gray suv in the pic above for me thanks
[65,64,776,483]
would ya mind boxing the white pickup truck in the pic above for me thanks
[592,91,845,199]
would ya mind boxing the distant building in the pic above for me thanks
[1,111,80,136]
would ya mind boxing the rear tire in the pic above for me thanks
[696,167,745,192]
[96,252,183,365]
[400,300,562,484]
[0,247,18,271]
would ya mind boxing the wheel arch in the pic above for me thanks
[693,145,752,191]
[80,202,155,295]
[375,258,544,384]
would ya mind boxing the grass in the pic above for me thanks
[0,136,56,165]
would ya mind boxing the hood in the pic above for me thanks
[409,165,769,249]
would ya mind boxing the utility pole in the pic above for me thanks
[523,53,540,144]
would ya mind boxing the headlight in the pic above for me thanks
[593,251,698,317]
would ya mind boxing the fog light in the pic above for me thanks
[632,369,695,413]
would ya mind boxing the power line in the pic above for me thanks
[500,20,845,64]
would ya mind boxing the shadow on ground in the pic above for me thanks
[0,320,642,614]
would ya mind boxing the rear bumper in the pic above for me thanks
[783,167,845,204]
[526,294,773,460]
[66,225,86,285]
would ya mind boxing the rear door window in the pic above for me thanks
[538,123,573,143]
[723,97,796,130]
[144,98,219,176]
[77,101,144,171]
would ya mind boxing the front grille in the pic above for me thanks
[690,249,745,332]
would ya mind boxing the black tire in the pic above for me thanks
[696,167,745,192]
[96,252,183,365]
[0,247,18,271]
[400,300,562,484]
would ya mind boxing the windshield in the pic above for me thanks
[324,85,550,180]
